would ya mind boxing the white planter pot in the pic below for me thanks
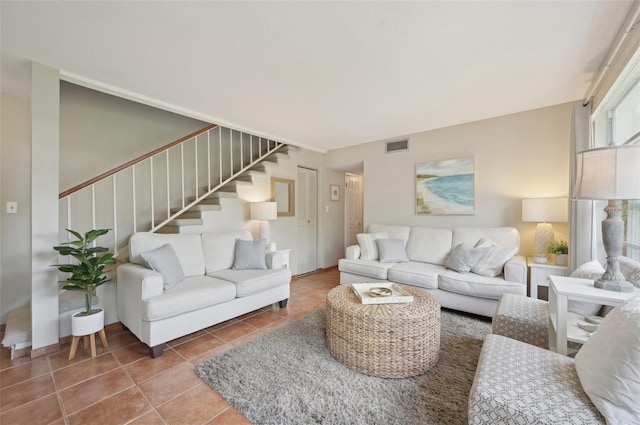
[71,309,104,336]
[554,254,568,266]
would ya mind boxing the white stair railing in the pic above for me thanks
[59,124,286,256]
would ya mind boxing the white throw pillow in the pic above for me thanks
[356,231,388,260]
[568,261,605,316]
[376,239,409,263]
[140,244,185,290]
[619,257,640,288]
[233,239,267,270]
[575,296,640,424]
[444,243,487,273]
[470,239,517,277]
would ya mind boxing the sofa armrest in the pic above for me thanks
[504,255,527,284]
[345,245,361,260]
[266,251,284,269]
[116,263,164,336]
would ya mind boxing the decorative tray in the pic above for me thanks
[351,283,414,305]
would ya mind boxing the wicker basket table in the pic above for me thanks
[325,284,440,378]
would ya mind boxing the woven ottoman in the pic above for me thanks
[492,293,549,349]
[325,284,440,378]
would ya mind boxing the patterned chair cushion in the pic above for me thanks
[492,293,548,348]
[469,334,604,425]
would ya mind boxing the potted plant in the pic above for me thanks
[53,229,116,337]
[547,240,569,266]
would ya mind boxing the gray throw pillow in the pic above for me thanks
[233,239,267,270]
[445,243,487,273]
[376,239,409,263]
[139,244,185,290]
[568,260,604,316]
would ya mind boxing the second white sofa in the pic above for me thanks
[117,229,291,357]
[338,223,527,317]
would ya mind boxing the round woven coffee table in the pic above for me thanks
[325,284,440,378]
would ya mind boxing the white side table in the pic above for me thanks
[548,275,638,355]
[527,258,568,299]
[268,249,291,269]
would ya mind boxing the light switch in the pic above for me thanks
[6,202,17,214]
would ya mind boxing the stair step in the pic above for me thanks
[206,191,238,199]
[156,225,181,234]
[155,218,203,227]
[169,210,202,219]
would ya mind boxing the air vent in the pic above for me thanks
[385,139,408,153]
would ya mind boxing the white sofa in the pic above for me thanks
[338,223,527,317]
[117,230,291,357]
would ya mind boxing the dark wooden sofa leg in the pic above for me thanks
[150,344,164,358]
[279,298,289,308]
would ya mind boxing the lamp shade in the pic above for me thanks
[250,201,277,221]
[522,198,568,223]
[573,145,640,200]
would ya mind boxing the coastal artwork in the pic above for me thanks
[416,157,475,215]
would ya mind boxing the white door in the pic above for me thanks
[345,173,363,247]
[297,167,318,275]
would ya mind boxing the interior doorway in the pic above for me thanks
[345,172,363,248]
[296,166,318,275]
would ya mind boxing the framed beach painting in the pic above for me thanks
[416,157,475,215]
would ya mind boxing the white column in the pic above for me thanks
[31,62,60,350]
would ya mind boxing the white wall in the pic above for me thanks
[324,102,573,257]
[60,82,209,191]
[0,93,32,324]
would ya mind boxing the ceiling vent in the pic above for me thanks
[385,139,408,153]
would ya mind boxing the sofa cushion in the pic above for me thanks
[452,227,519,253]
[129,232,205,277]
[233,239,267,270]
[368,223,412,246]
[386,262,443,290]
[439,270,525,300]
[445,243,487,273]
[376,239,409,263]
[405,227,453,265]
[338,259,394,280]
[142,275,236,321]
[202,230,253,272]
[209,268,291,297]
[471,243,519,278]
[575,297,640,424]
[139,244,185,290]
[356,231,387,260]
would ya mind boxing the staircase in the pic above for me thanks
[59,124,293,254]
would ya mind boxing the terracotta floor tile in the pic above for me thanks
[67,386,152,425]
[0,374,56,413]
[157,383,229,425]
[172,333,227,360]
[165,329,207,347]
[210,321,258,343]
[0,357,50,389]
[188,343,235,366]
[50,340,108,369]
[53,352,119,389]
[105,329,140,349]
[241,310,285,328]
[204,318,240,332]
[205,407,252,425]
[138,362,201,407]
[0,354,33,371]
[60,369,134,414]
[124,348,185,384]
[111,341,150,365]
[0,393,63,425]
[128,409,166,425]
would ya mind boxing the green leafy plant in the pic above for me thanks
[547,240,569,255]
[53,229,116,315]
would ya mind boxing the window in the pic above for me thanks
[592,47,640,261]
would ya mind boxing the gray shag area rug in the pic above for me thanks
[196,308,491,425]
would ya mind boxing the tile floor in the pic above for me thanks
[0,268,340,425]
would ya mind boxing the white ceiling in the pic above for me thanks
[1,1,635,152]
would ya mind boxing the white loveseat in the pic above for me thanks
[117,230,291,357]
[338,223,527,317]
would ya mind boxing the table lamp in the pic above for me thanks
[522,197,568,263]
[250,201,277,247]
[573,144,640,292]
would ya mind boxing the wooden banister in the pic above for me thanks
[59,124,218,199]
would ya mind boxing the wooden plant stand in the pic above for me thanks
[69,328,108,360]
